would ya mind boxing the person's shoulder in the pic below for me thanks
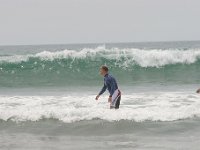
[108,73,115,77]
[107,74,115,80]
[105,74,112,80]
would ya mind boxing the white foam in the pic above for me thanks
[0,92,200,123]
[0,47,200,67]
[0,55,30,63]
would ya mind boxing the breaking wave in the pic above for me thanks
[0,47,199,87]
[0,47,200,67]
[0,92,200,123]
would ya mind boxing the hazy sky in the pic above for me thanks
[0,0,200,45]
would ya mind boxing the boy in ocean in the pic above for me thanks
[95,65,121,109]
[197,89,200,93]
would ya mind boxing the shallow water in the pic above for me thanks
[0,41,200,149]
[1,119,200,150]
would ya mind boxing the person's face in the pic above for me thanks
[99,68,106,76]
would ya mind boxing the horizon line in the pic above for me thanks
[0,40,200,47]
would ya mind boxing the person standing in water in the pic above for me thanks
[95,66,121,109]
[197,88,200,94]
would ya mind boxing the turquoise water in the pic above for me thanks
[0,41,200,122]
[0,41,200,88]
[0,41,200,150]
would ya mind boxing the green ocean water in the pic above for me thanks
[1,41,200,150]
[0,41,200,88]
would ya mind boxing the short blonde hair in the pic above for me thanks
[101,65,109,72]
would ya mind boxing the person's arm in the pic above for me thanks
[99,83,107,95]
[96,83,107,100]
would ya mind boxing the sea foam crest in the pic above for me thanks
[0,47,200,67]
[0,92,200,123]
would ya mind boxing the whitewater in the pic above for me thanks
[1,42,200,150]
[0,47,200,68]
[0,92,200,123]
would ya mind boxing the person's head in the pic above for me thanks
[99,65,109,76]
[196,88,200,94]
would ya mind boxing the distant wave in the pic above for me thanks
[0,47,199,87]
[0,47,200,67]
[0,92,200,123]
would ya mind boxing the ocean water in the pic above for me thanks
[0,41,200,150]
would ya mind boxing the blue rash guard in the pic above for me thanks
[98,74,119,97]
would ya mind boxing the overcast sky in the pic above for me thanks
[0,0,200,45]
